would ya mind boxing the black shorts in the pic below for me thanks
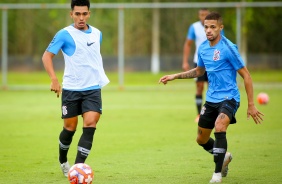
[61,89,102,119]
[198,98,240,129]
[194,63,208,82]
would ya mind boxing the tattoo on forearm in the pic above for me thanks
[176,70,197,79]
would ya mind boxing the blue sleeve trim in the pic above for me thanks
[46,29,66,55]
[187,24,196,40]
[222,37,245,70]
[46,29,75,56]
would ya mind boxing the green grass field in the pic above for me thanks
[0,71,281,183]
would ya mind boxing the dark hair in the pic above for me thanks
[205,12,223,24]
[71,0,90,10]
[200,8,209,11]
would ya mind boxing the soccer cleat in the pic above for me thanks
[221,152,232,177]
[210,172,222,183]
[194,115,200,123]
[60,161,70,177]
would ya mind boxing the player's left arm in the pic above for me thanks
[237,67,264,124]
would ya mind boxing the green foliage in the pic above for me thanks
[0,1,281,61]
[0,71,281,183]
[247,7,282,53]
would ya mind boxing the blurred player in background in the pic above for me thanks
[183,8,223,123]
[160,12,264,183]
[42,0,109,177]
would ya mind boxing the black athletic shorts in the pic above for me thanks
[61,89,102,119]
[194,63,208,82]
[198,98,240,129]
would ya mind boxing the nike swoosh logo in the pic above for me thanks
[87,42,95,46]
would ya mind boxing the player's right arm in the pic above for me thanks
[182,25,195,71]
[159,66,205,85]
[42,51,61,98]
[42,29,67,98]
[182,39,193,71]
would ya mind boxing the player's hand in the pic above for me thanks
[159,74,176,85]
[50,80,61,98]
[247,104,264,124]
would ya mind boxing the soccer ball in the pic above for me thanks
[68,163,94,184]
[257,92,269,105]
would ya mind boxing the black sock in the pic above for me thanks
[75,127,96,164]
[199,137,214,154]
[196,95,202,115]
[59,128,75,164]
[214,132,227,173]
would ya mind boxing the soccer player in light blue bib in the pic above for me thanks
[159,12,264,183]
[42,0,109,178]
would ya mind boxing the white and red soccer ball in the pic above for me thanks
[68,163,94,184]
[257,92,269,105]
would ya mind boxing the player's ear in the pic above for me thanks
[220,25,224,30]
[70,11,73,18]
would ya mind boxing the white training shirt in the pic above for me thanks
[62,25,109,90]
[187,21,207,63]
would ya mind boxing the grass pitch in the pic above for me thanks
[0,71,281,183]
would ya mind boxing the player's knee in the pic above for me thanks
[83,116,99,127]
[83,120,97,128]
[64,121,77,131]
[214,115,229,132]
[83,112,100,127]
[214,123,228,132]
[196,136,207,145]
[64,125,77,132]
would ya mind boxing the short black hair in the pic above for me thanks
[71,0,90,10]
[205,12,223,24]
[200,8,209,11]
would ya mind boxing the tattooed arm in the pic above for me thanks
[159,67,205,85]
